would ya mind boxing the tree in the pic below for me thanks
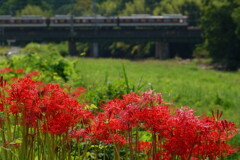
[0,0,52,15]
[153,0,202,26]
[16,5,52,17]
[97,0,121,16]
[120,0,149,15]
[73,0,94,16]
[201,0,240,70]
[231,0,240,37]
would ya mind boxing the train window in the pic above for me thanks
[156,19,162,22]
[133,19,139,23]
[16,20,22,23]
[75,19,80,23]
[60,19,65,23]
[97,19,104,23]
[179,19,184,23]
[23,20,30,23]
[140,19,146,23]
[163,19,170,23]
[148,19,154,23]
[82,19,88,23]
[172,19,178,22]
[32,20,37,23]
[124,19,131,23]
[106,19,112,23]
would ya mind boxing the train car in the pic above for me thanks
[0,15,12,27]
[0,14,188,29]
[118,14,187,27]
[49,15,71,27]
[0,15,47,27]
[49,15,117,27]
[74,16,117,27]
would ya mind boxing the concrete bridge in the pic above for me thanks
[0,27,202,58]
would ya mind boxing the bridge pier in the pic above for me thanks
[68,39,78,56]
[91,42,99,57]
[155,42,169,59]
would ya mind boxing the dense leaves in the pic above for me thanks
[201,0,240,70]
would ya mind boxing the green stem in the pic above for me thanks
[152,132,156,160]
[129,130,133,160]
[135,126,139,159]
[113,143,120,160]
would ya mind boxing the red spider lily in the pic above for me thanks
[163,107,238,159]
[41,83,91,135]
[0,103,3,112]
[4,77,92,135]
[134,141,151,153]
[24,71,40,78]
[7,77,44,126]
[69,128,91,142]
[70,87,86,99]
[140,105,171,133]
[0,74,238,159]
[0,67,12,73]
[153,150,172,160]
[15,68,25,74]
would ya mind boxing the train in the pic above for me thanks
[0,14,188,28]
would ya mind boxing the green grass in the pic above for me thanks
[74,58,240,123]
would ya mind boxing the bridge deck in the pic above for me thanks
[0,27,202,43]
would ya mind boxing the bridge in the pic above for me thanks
[0,27,202,59]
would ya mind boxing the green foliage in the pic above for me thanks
[108,42,154,59]
[201,0,240,70]
[73,0,94,15]
[192,44,209,58]
[80,64,147,106]
[153,0,202,26]
[0,0,52,15]
[6,43,77,83]
[231,0,240,37]
[97,0,120,16]
[0,46,10,56]
[120,0,149,15]
[21,42,69,56]
[16,5,52,17]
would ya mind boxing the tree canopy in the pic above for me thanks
[201,0,240,70]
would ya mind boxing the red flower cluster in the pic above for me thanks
[0,70,238,159]
[0,67,12,73]
[0,67,26,74]
[70,90,238,159]
[2,77,91,135]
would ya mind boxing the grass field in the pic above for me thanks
[74,58,240,123]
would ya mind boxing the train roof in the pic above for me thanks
[0,15,12,19]
[14,15,46,19]
[119,14,187,19]
[74,16,116,19]
[162,14,187,18]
